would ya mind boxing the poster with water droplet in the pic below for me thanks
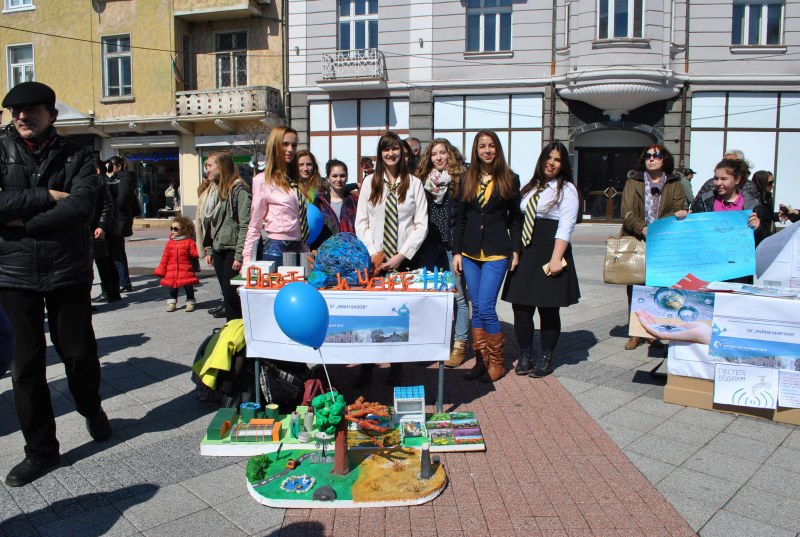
[713,363,778,410]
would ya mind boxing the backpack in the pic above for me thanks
[191,327,259,408]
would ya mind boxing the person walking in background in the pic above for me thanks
[0,82,111,487]
[752,170,776,235]
[416,138,471,368]
[502,143,580,378]
[91,157,121,304]
[452,130,523,383]
[107,155,140,293]
[680,168,695,209]
[360,156,375,188]
[203,151,251,320]
[355,131,429,387]
[195,169,225,317]
[620,144,685,350]
[154,217,200,312]
[243,126,304,263]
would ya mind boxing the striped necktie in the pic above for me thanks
[478,177,492,208]
[521,187,543,247]
[290,180,309,243]
[383,181,399,258]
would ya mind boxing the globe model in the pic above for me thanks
[313,232,371,287]
[654,288,686,311]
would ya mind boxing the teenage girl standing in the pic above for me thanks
[355,131,429,387]
[502,143,580,378]
[452,130,522,383]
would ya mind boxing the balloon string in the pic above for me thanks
[316,348,335,404]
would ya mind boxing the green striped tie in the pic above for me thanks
[290,180,309,243]
[521,188,543,247]
[383,182,399,258]
[478,177,492,208]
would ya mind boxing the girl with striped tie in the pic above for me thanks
[243,126,308,263]
[354,131,429,387]
[502,142,580,378]
[452,130,523,383]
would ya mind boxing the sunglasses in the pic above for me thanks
[768,180,775,185]
[645,152,664,160]
[170,226,181,231]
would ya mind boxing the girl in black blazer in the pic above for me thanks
[452,130,522,383]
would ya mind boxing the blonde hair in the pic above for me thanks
[264,126,298,191]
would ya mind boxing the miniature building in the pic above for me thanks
[394,385,425,421]
[399,414,427,441]
[207,408,238,440]
[231,419,281,443]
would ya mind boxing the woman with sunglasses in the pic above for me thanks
[752,170,776,235]
[620,144,685,350]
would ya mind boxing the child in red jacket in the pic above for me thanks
[154,217,200,312]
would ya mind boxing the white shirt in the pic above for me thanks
[355,174,429,259]
[519,179,579,242]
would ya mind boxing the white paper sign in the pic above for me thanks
[778,370,800,409]
[713,363,779,409]
[240,288,453,364]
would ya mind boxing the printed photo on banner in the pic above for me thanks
[628,285,714,339]
[713,363,779,410]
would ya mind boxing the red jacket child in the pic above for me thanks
[154,236,200,288]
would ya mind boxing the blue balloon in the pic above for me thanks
[274,282,329,349]
[307,204,324,245]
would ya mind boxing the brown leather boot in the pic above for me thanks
[624,336,643,350]
[481,331,505,382]
[444,339,467,368]
[464,328,487,380]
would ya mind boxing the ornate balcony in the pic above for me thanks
[176,86,282,119]
[319,49,387,91]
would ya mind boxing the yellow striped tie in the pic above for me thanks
[521,188,543,247]
[383,182,399,258]
[290,180,309,243]
[478,177,492,208]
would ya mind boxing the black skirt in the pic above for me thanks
[501,218,580,308]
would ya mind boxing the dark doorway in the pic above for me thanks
[578,148,640,223]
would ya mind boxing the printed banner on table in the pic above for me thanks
[628,285,714,339]
[668,292,800,381]
[239,288,453,364]
[646,211,755,287]
[713,363,778,409]
[778,370,800,409]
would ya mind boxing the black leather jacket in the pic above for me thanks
[0,127,97,291]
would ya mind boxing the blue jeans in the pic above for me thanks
[108,236,131,287]
[460,256,508,335]
[446,249,470,341]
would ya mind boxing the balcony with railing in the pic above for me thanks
[176,86,282,119]
[319,49,388,90]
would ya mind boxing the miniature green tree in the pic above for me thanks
[246,454,271,483]
[312,391,348,475]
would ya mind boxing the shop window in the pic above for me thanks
[466,0,512,52]
[732,1,783,45]
[597,0,643,40]
[102,35,132,97]
[338,0,378,51]
[7,44,33,88]
[215,31,248,88]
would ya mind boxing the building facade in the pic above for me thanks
[1,0,286,218]
[288,0,800,222]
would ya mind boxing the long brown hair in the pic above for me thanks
[520,142,573,211]
[264,125,298,191]
[294,149,320,201]
[461,130,515,202]
[207,151,244,200]
[416,138,466,186]
[369,131,411,206]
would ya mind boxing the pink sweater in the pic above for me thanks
[243,173,301,261]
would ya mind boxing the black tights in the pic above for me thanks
[512,304,561,352]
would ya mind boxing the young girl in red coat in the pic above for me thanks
[154,217,200,312]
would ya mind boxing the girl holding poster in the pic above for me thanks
[501,142,580,378]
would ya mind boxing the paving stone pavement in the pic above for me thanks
[0,224,798,536]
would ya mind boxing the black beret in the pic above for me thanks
[2,82,56,109]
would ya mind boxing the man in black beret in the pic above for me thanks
[0,82,112,487]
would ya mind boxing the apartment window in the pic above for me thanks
[7,44,33,88]
[732,2,783,45]
[338,0,378,50]
[215,31,247,88]
[102,35,131,97]
[4,0,33,10]
[466,0,512,52]
[598,0,643,39]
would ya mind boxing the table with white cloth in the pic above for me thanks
[238,286,454,411]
